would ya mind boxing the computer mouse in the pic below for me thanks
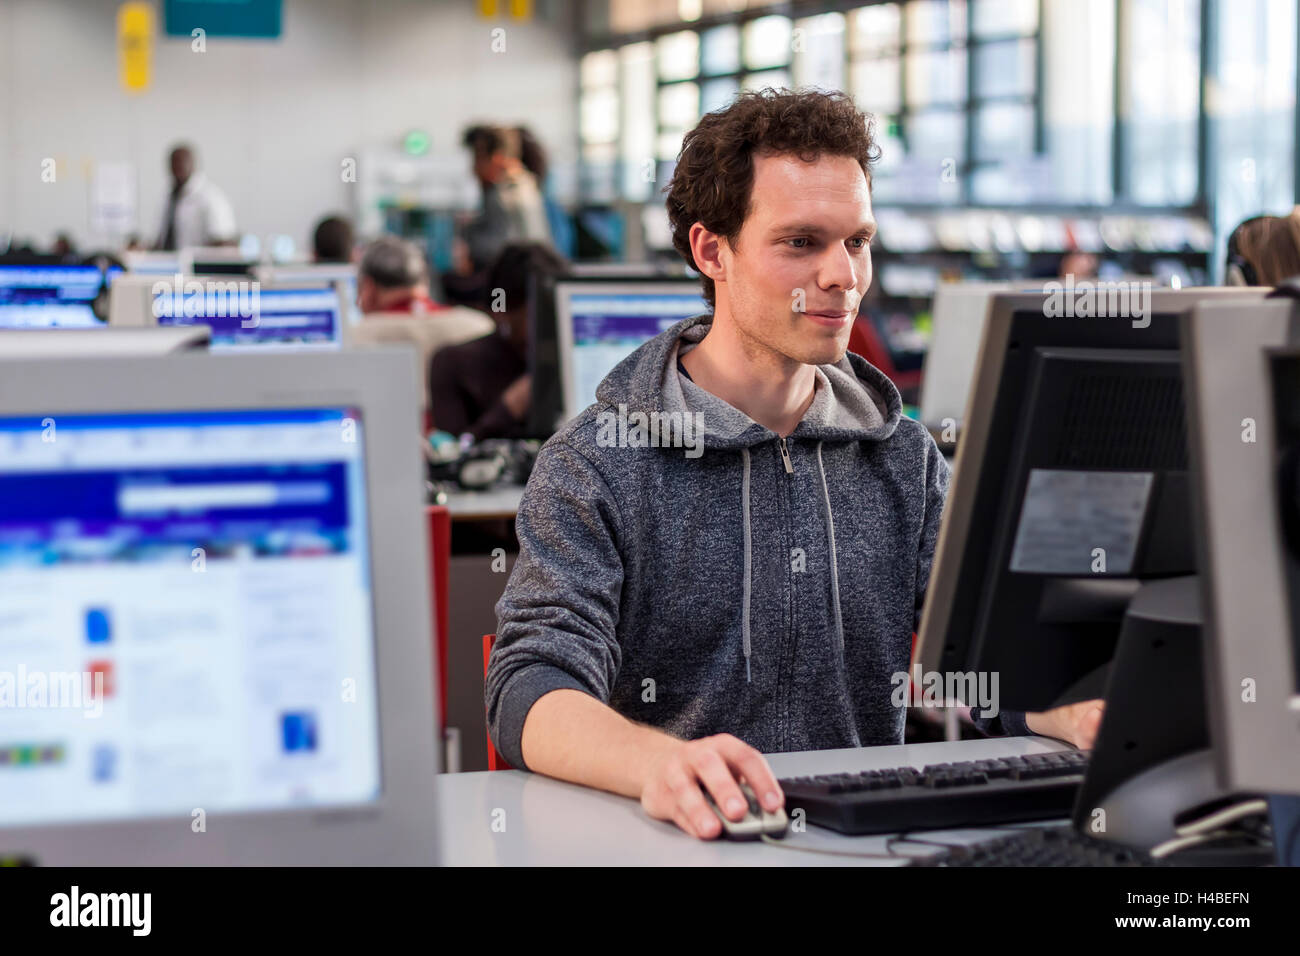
[702,782,788,840]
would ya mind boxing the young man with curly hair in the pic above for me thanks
[487,89,1103,840]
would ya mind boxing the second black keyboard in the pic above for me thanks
[778,750,1089,835]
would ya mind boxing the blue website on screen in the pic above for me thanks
[0,408,381,827]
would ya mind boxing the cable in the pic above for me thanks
[1173,799,1269,837]
[1149,798,1274,859]
[1151,832,1226,859]
[1151,826,1273,860]
[759,823,1065,863]
[757,833,902,861]
[887,833,968,852]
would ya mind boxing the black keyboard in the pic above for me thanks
[778,750,1089,835]
[910,825,1161,867]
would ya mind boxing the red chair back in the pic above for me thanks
[849,313,923,393]
[426,506,450,731]
[482,634,513,770]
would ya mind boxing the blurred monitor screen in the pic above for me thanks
[257,265,360,326]
[0,407,381,828]
[153,285,344,349]
[556,282,708,420]
[0,265,117,328]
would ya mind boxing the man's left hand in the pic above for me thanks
[1025,699,1104,750]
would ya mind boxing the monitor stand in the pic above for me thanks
[1068,575,1272,863]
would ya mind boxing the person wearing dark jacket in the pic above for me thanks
[487,90,1102,841]
[428,242,568,441]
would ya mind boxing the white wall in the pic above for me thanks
[0,0,579,253]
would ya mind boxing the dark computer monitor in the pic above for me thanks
[917,290,1265,708]
[916,288,1273,855]
[0,252,66,266]
[189,246,257,277]
[0,264,119,328]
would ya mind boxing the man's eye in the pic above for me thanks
[848,237,868,249]
[786,238,810,249]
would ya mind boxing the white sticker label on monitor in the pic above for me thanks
[1009,470,1153,575]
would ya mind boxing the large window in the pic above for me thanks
[579,0,1283,215]
[1209,0,1297,278]
[1120,0,1201,206]
[581,1,1048,207]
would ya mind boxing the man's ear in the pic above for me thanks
[688,222,727,288]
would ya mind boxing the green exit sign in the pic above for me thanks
[403,130,432,156]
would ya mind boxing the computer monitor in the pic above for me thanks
[123,251,188,276]
[255,264,360,326]
[918,288,1266,707]
[0,349,439,864]
[914,287,1270,853]
[917,279,1166,430]
[1182,295,1300,796]
[152,282,347,350]
[108,274,163,327]
[0,264,118,328]
[188,246,257,277]
[0,326,209,357]
[555,280,709,423]
[0,252,66,265]
[918,281,1011,427]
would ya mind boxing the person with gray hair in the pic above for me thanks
[350,234,494,417]
[357,235,438,314]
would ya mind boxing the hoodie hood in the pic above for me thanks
[594,313,904,452]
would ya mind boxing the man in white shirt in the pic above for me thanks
[155,144,237,251]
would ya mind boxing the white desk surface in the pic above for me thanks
[442,484,525,520]
[434,735,1073,866]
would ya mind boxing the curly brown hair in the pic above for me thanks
[665,88,881,309]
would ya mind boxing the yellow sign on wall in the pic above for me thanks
[478,0,532,18]
[118,2,153,93]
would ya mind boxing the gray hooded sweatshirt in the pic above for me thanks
[487,314,1027,770]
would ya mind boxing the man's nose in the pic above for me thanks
[818,243,858,294]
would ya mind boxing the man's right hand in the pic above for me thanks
[639,733,784,840]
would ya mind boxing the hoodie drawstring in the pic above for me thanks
[741,447,753,683]
[816,440,846,664]
[739,440,846,683]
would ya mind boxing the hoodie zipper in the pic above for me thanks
[778,437,794,474]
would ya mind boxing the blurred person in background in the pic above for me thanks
[429,241,568,441]
[1225,209,1300,286]
[358,236,445,316]
[1058,249,1099,281]
[458,124,553,275]
[518,125,574,259]
[155,143,237,251]
[51,233,78,260]
[352,235,494,425]
[312,215,355,263]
